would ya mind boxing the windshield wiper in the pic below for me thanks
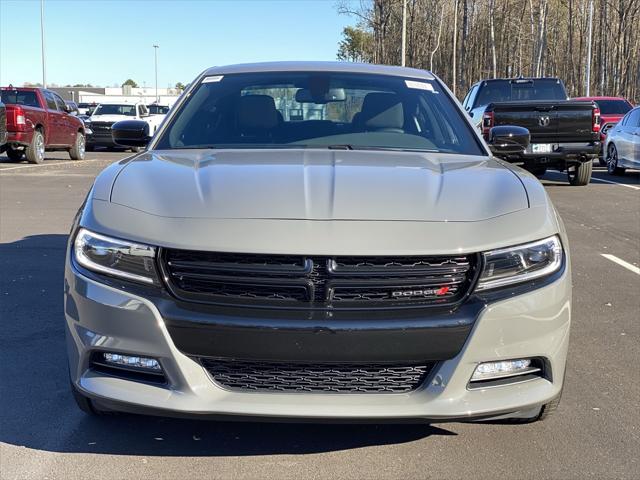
[326,144,353,150]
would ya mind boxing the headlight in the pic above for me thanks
[475,235,563,291]
[73,228,159,285]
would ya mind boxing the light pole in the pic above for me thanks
[585,0,593,95]
[401,0,407,66]
[153,44,159,103]
[40,0,46,87]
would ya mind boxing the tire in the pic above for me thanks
[505,390,562,424]
[85,144,95,152]
[606,144,626,175]
[69,132,86,160]
[25,129,45,164]
[567,160,592,186]
[70,380,112,416]
[70,381,99,415]
[598,155,606,167]
[5,147,24,162]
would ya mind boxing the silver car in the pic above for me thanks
[66,62,570,423]
[605,106,640,174]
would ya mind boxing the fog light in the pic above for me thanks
[103,352,161,371]
[471,358,538,381]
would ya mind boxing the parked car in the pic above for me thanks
[573,96,633,165]
[147,104,170,115]
[462,77,601,185]
[85,102,162,151]
[0,86,85,163]
[604,106,640,174]
[0,100,6,148]
[77,102,97,116]
[65,101,80,115]
[67,62,570,424]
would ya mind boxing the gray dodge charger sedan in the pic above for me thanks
[65,62,570,423]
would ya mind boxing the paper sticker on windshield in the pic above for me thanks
[405,80,435,92]
[203,75,224,83]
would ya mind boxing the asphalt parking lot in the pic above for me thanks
[0,151,638,480]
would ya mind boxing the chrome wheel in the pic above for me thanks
[606,145,618,174]
[78,134,85,157]
[35,133,45,163]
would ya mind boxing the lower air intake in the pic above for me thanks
[200,359,433,393]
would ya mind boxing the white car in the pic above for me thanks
[605,106,640,175]
[85,103,163,151]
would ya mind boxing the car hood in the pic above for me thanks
[109,149,528,222]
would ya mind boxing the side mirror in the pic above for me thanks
[488,125,530,158]
[64,104,74,113]
[112,120,151,147]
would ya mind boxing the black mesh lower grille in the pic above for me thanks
[200,359,433,393]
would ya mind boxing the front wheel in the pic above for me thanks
[25,130,45,164]
[606,144,625,175]
[69,132,86,160]
[567,161,592,186]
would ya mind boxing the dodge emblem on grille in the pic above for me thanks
[392,286,450,298]
[538,115,551,127]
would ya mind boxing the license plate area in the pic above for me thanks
[529,143,554,154]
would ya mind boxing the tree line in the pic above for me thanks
[337,0,640,102]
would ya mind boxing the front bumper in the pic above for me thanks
[86,133,118,147]
[65,258,571,421]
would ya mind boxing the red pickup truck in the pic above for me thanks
[0,87,86,164]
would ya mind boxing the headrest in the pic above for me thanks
[358,92,404,130]
[237,95,279,130]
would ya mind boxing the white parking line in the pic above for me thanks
[601,254,640,275]
[590,177,640,191]
[0,157,105,172]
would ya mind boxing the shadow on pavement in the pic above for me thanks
[0,234,454,457]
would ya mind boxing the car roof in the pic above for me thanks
[202,61,435,80]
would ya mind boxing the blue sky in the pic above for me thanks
[0,0,356,87]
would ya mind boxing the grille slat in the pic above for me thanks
[162,250,476,309]
[200,359,432,393]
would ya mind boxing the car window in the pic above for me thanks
[625,108,640,127]
[53,93,67,111]
[476,79,567,105]
[155,71,486,156]
[92,104,137,116]
[43,91,58,110]
[594,100,632,115]
[463,85,478,110]
[0,90,40,107]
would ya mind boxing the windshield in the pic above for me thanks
[594,99,632,115]
[1,90,39,107]
[148,105,169,114]
[476,79,567,105]
[93,104,137,116]
[155,71,485,155]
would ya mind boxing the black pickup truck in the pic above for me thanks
[462,78,601,185]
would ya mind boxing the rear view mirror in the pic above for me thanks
[488,125,530,158]
[295,88,346,104]
[112,120,151,147]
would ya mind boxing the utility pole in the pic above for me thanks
[585,0,593,95]
[40,0,46,88]
[401,0,407,66]
[153,44,159,103]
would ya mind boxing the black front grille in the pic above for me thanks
[161,249,477,309]
[90,121,114,135]
[200,358,432,393]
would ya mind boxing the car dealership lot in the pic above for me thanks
[0,152,638,480]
